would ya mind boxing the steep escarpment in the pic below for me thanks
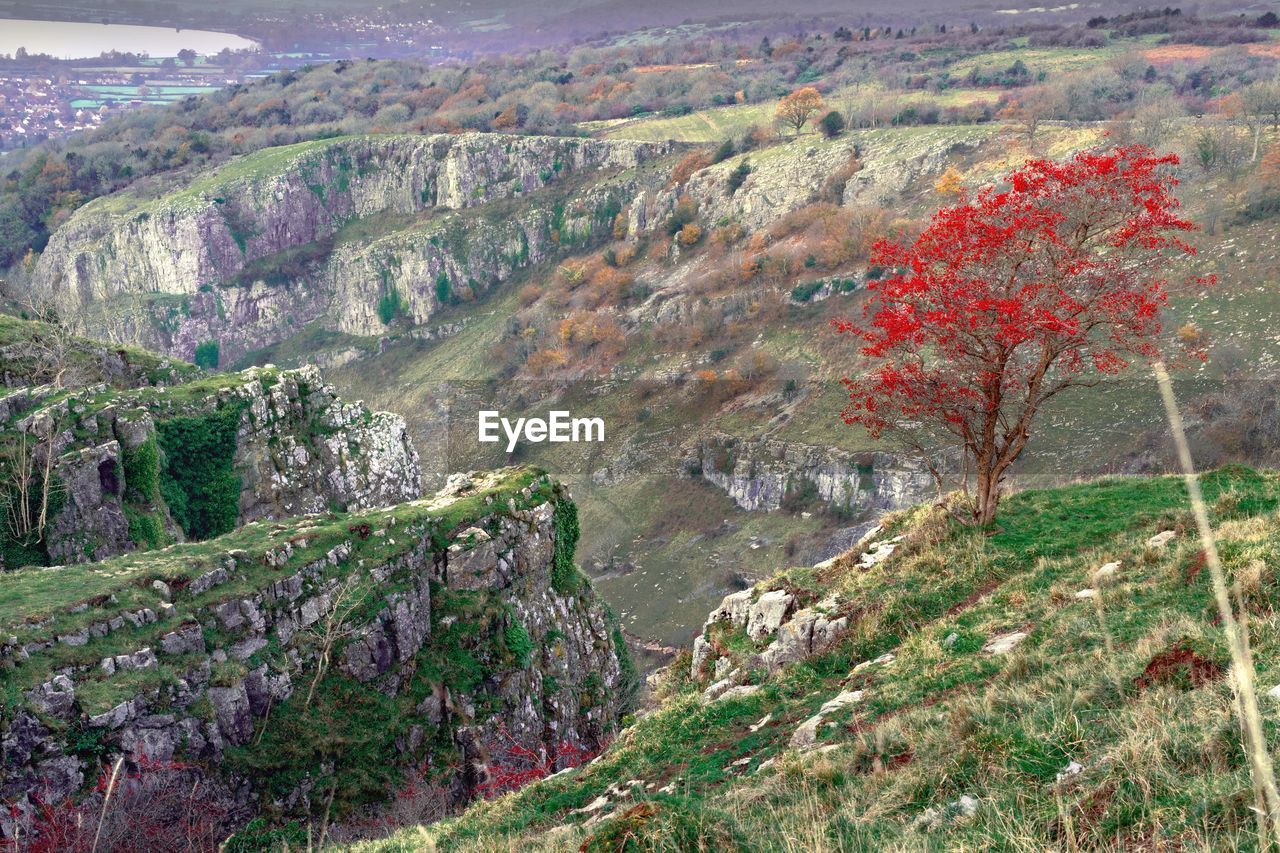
[0,467,631,843]
[0,322,420,569]
[29,133,678,365]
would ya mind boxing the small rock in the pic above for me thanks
[1056,760,1084,782]
[942,632,960,649]
[749,714,772,733]
[1267,685,1280,701]
[1093,561,1121,581]
[1147,530,1177,549]
[1074,589,1097,600]
[983,631,1028,655]
[572,795,610,815]
[151,580,172,601]
[714,685,761,703]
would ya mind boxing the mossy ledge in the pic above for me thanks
[0,466,631,838]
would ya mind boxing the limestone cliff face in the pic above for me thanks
[627,128,988,239]
[0,469,628,840]
[0,362,420,569]
[690,433,936,516]
[30,133,677,364]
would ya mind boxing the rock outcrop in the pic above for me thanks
[690,433,936,516]
[0,468,629,841]
[0,353,421,569]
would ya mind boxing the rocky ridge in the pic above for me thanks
[0,346,420,568]
[0,467,630,840]
[30,133,679,365]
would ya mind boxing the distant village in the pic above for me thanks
[0,9,455,150]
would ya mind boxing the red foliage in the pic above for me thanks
[475,724,603,799]
[834,145,1210,523]
[6,754,232,853]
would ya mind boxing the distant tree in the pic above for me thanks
[818,109,846,138]
[999,85,1064,142]
[726,159,752,195]
[933,165,965,196]
[1260,144,1280,187]
[835,146,1205,525]
[177,48,197,67]
[775,87,825,134]
[193,340,219,370]
[1257,11,1279,27]
[1193,128,1221,173]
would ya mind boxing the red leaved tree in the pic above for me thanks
[835,145,1209,525]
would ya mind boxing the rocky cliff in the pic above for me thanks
[0,329,420,569]
[0,467,631,842]
[29,133,679,365]
[690,433,936,516]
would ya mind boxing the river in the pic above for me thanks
[0,18,258,59]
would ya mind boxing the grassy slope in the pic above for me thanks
[352,465,1280,851]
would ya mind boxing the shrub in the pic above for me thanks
[670,149,713,186]
[504,622,533,667]
[434,271,454,306]
[122,437,160,503]
[156,405,244,541]
[378,287,408,324]
[551,499,582,595]
[791,280,825,302]
[193,340,219,370]
[677,223,702,247]
[665,197,698,236]
[1233,194,1280,225]
[726,159,752,195]
[818,109,846,138]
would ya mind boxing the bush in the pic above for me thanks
[665,198,698,236]
[434,271,454,307]
[818,109,846,138]
[504,622,533,667]
[156,405,244,541]
[379,284,409,324]
[551,498,582,595]
[790,280,825,302]
[122,437,160,503]
[726,160,751,195]
[677,223,702,247]
[1233,194,1280,225]
[193,340,219,370]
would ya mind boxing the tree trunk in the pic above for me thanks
[974,463,1001,526]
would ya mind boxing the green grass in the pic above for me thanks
[350,466,1280,851]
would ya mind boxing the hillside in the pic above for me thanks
[350,465,1280,850]
[0,462,633,845]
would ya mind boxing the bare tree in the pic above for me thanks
[303,574,370,709]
